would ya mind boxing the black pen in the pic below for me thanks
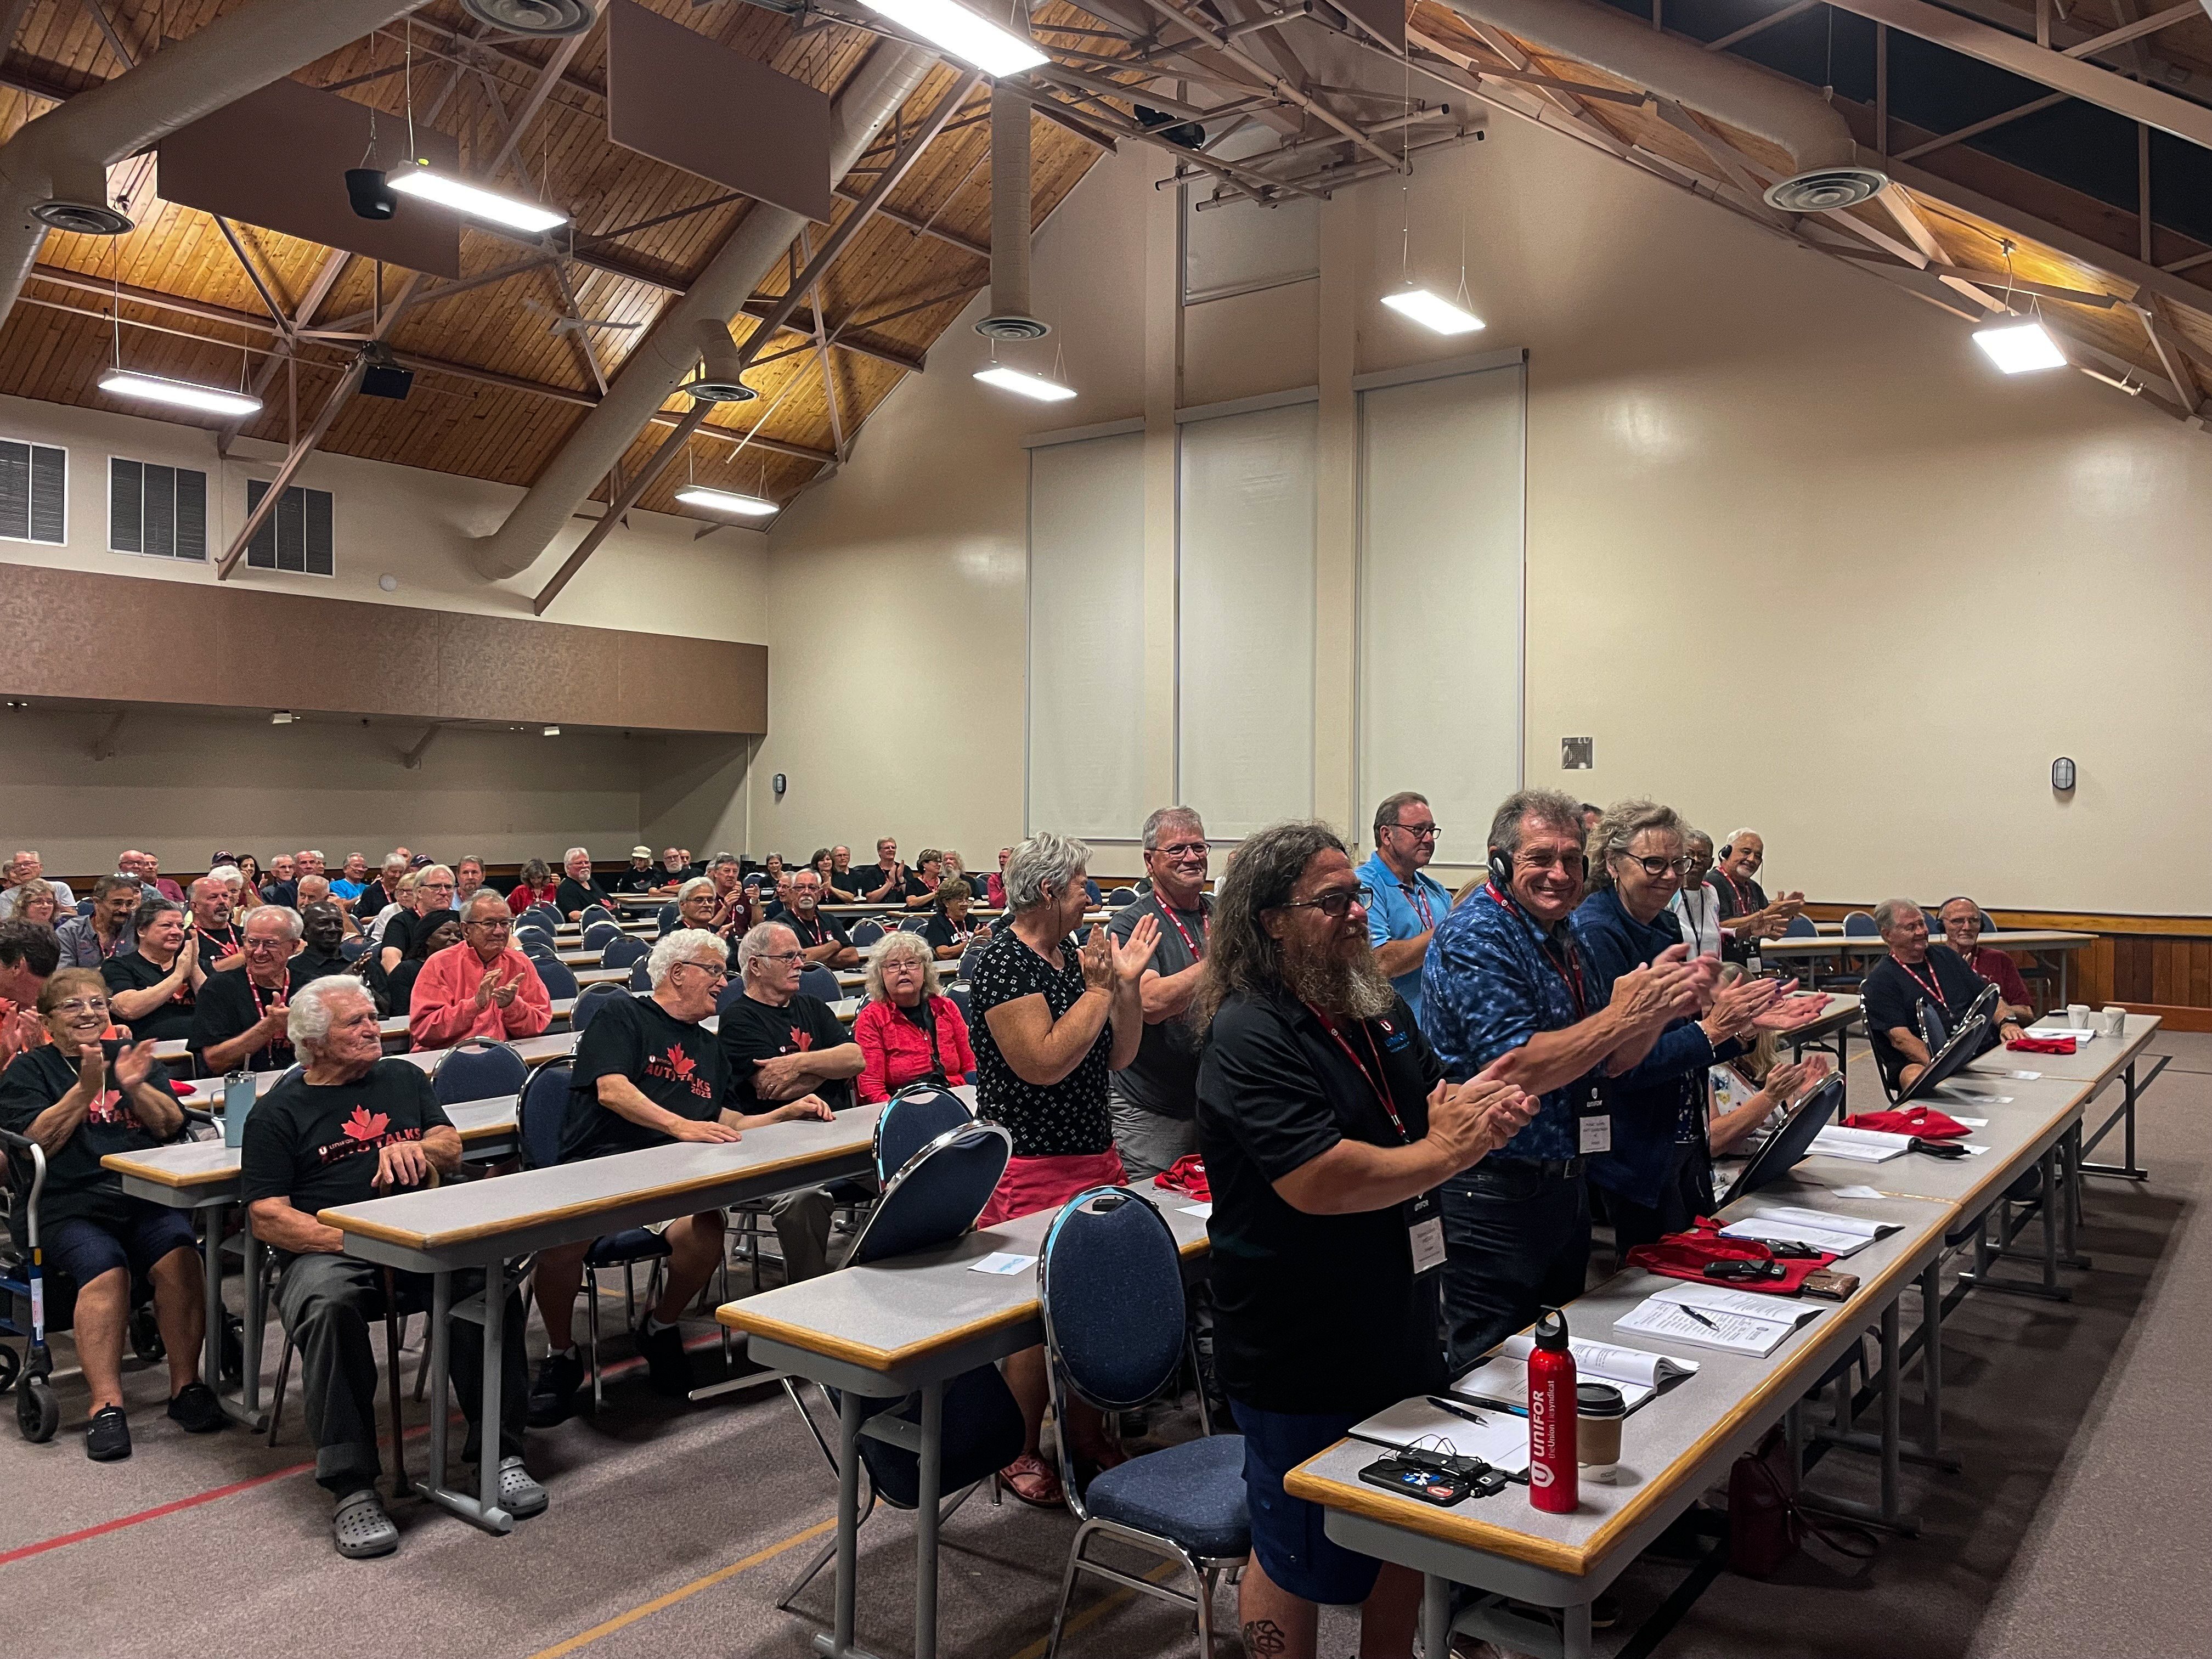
[1426,1395,1489,1427]
[1681,1306,1720,1329]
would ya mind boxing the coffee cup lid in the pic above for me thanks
[1576,1382,1627,1417]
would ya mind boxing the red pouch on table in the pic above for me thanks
[1153,1154,1210,1201]
[1625,1217,1836,1294]
[2008,1035,2076,1054]
[1845,1105,1968,1139]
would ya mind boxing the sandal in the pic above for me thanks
[996,1451,1064,1509]
[332,1488,399,1559]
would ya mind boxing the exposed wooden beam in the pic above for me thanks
[2136,298,2206,415]
[481,25,589,186]
[2062,2,2202,60]
[832,186,989,260]
[1893,90,2067,162]
[1706,0,1818,50]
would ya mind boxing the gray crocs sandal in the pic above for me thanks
[495,1455,548,1519]
[333,1488,399,1559]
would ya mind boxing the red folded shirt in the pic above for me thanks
[1625,1217,1836,1295]
[1846,1105,1968,1139]
[1153,1154,1210,1201]
[2008,1035,2076,1054]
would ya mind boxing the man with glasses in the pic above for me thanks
[1357,792,1453,1026]
[1106,806,1216,1181]
[1709,828,1805,964]
[379,864,458,974]
[1423,789,1712,1363]
[527,929,836,1424]
[407,891,549,1051]
[782,872,857,968]
[191,906,302,1075]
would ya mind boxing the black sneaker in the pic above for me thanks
[526,1348,585,1427]
[86,1406,131,1462]
[167,1381,227,1434]
[635,1322,692,1400]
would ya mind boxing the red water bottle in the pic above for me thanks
[1527,1307,1578,1513]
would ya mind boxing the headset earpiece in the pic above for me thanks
[1487,847,1513,890]
[1718,844,1732,860]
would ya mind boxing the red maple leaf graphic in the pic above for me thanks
[664,1045,697,1078]
[788,1028,813,1052]
[341,1106,390,1142]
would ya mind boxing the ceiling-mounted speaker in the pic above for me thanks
[462,0,599,36]
[358,343,414,401]
[345,167,396,221]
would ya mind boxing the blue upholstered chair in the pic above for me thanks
[534,957,579,1001]
[1842,911,1879,937]
[628,956,653,991]
[569,981,628,1033]
[872,1084,972,1183]
[430,1039,527,1105]
[601,934,649,969]
[1784,914,1818,938]
[797,963,842,1003]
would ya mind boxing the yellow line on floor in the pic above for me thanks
[1003,1559,1185,1659]
[526,1516,837,1659]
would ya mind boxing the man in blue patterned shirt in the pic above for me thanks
[1423,789,1712,1365]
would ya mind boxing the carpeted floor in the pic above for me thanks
[3,1036,2204,1659]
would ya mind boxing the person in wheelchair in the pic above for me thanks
[0,967,223,1460]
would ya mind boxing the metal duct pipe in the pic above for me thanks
[975,84,1046,341]
[1439,0,1887,210]
[470,41,936,581]
[0,0,427,317]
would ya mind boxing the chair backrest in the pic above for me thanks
[850,919,884,947]
[582,920,622,950]
[339,936,370,961]
[1106,887,1138,907]
[628,956,653,991]
[873,1085,974,1182]
[515,923,553,946]
[713,978,751,1020]
[76,896,95,915]
[1919,998,1949,1053]
[432,1039,528,1105]
[1783,914,1818,938]
[1978,910,1997,934]
[580,904,615,928]
[1842,911,1878,936]
[655,902,679,938]
[898,915,930,934]
[602,934,649,968]
[956,943,989,982]
[571,981,628,1032]
[849,1123,1011,1266]
[516,1062,572,1169]
[797,963,842,1002]
[948,985,973,1023]
[535,957,579,1000]
[1039,1187,1186,1411]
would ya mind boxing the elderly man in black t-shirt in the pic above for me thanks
[1861,897,2024,1095]
[525,929,834,1426]
[190,906,300,1077]
[244,976,538,1558]
[1194,822,1533,1659]
[555,848,613,922]
[781,871,857,968]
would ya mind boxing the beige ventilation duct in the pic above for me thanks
[1440,0,1887,210]
[975,83,1046,341]
[0,0,427,318]
[469,41,936,582]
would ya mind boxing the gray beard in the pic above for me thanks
[1282,939,1397,1021]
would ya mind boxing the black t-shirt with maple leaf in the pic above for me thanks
[560,993,731,1163]
[0,1045,180,1233]
[715,990,854,1117]
[240,1059,454,1223]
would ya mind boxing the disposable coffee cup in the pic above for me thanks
[2101,1006,2127,1037]
[2067,1004,2091,1030]
[1576,1382,1626,1481]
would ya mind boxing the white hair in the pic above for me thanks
[563,846,590,864]
[1872,897,1921,933]
[289,975,374,1052]
[737,921,795,975]
[462,889,510,923]
[1005,831,1091,912]
[863,930,942,1002]
[1723,827,1760,851]
[244,905,303,943]
[677,876,715,901]
[647,927,727,988]
[421,864,453,884]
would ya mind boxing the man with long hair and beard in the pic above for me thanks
[1192,820,1538,1659]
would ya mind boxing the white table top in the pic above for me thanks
[101,1096,520,1198]
[1758,929,2095,957]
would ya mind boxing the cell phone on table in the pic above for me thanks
[1359,1457,1479,1506]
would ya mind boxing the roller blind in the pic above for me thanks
[1028,431,1147,839]
[1178,400,1317,837]
[1358,363,1525,868]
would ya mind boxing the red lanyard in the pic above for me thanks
[1305,1005,1412,1144]
[203,924,240,957]
[1484,883,1586,1019]
[1157,898,1206,960]
[1402,880,1435,931]
[1895,955,1946,1005]
[1720,868,1754,911]
[246,976,293,1051]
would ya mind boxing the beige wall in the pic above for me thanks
[759,106,2212,915]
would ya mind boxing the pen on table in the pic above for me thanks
[1426,1396,1490,1426]
[1681,1306,1720,1329]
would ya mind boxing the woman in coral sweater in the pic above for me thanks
[853,929,974,1103]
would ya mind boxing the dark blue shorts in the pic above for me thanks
[46,1204,198,1290]
[1229,1399,1384,1606]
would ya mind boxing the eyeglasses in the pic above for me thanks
[242,938,289,952]
[756,950,808,966]
[1514,848,1586,875]
[421,882,456,895]
[1276,883,1371,919]
[55,997,110,1015]
[1617,854,1696,878]
[466,919,512,933]
[1385,822,1442,840]
[1154,840,1210,859]
[674,959,729,980]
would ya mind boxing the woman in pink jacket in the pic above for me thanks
[854,930,974,1103]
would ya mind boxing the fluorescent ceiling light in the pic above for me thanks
[1972,318,2066,374]
[386,163,568,233]
[973,365,1076,402]
[542,725,561,736]
[98,370,262,417]
[867,0,1047,76]
[1380,286,1485,336]
[675,485,778,518]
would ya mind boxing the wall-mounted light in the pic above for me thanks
[270,710,295,725]
[542,725,561,737]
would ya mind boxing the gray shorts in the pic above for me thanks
[1108,1089,1199,1184]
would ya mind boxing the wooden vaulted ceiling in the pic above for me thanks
[0,0,1110,526]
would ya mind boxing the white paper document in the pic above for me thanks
[2003,1070,2042,1080]
[1350,1398,1532,1474]
[1615,1296,1809,1359]
[1935,1089,2012,1105]
[1180,1202,1213,1219]
[1807,1124,1916,1164]
[1647,1280,1828,1329]
[2026,1026,2097,1042]
[1722,1204,1898,1258]
[1833,1186,1885,1200]
[967,1252,1036,1276]
[1453,1332,1698,1415]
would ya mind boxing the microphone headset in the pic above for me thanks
[1488,846,1514,890]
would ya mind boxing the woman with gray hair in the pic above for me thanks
[854,930,975,1103]
[967,830,1160,1506]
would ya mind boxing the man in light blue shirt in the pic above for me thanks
[1355,791,1453,1026]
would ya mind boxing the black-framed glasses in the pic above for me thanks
[1154,840,1210,859]
[1617,854,1696,878]
[1385,822,1442,840]
[1277,883,1371,919]
[674,959,730,981]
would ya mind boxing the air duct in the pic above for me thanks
[470,41,935,581]
[1440,0,1887,210]
[684,318,760,403]
[0,0,426,319]
[975,83,1047,341]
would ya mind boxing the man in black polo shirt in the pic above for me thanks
[1107,805,1214,1181]
[1194,821,1534,1659]
[555,848,613,921]
[290,902,353,991]
[1862,896,2022,1094]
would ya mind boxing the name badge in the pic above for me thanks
[1579,1114,1613,1155]
[1406,1190,1445,1275]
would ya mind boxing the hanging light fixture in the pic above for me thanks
[675,441,777,517]
[95,246,263,417]
[1972,240,2066,374]
[1378,74,1485,337]
[865,0,1046,77]
[385,161,567,233]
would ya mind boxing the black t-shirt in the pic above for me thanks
[379,910,422,958]
[288,946,353,992]
[261,879,299,908]
[1109,894,1210,1121]
[101,950,198,1043]
[356,881,396,918]
[716,992,854,1116]
[561,994,727,1162]
[612,865,659,894]
[969,927,1113,1157]
[195,922,245,970]
[557,876,613,917]
[919,912,976,956]
[1709,868,1769,963]
[1862,950,1996,1085]
[0,1045,179,1233]
[241,1060,452,1223]
[784,909,850,953]
[190,967,296,1074]
[1196,986,1445,1417]
[387,958,426,1014]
